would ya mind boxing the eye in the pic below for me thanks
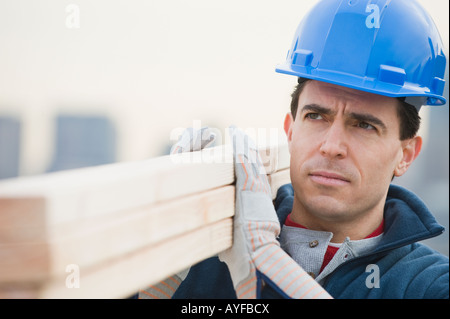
[305,113,323,120]
[357,122,376,131]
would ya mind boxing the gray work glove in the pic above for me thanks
[218,126,332,299]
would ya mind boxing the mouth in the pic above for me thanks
[309,171,351,186]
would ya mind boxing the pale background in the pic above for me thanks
[0,0,448,255]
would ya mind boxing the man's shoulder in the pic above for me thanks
[381,242,449,298]
[328,242,449,299]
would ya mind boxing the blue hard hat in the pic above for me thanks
[276,0,447,106]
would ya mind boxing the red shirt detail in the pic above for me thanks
[285,214,384,273]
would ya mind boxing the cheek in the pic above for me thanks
[289,124,316,154]
[288,131,314,174]
[289,129,305,159]
[359,142,402,184]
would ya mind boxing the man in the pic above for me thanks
[139,0,448,299]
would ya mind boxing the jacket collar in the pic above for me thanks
[274,183,445,253]
[376,184,445,253]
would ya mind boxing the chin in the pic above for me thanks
[310,203,348,220]
[296,192,350,220]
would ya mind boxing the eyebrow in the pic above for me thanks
[300,103,387,132]
[349,111,387,131]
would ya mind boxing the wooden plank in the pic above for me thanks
[0,242,49,283]
[0,141,287,236]
[1,218,232,299]
[0,284,39,299]
[0,147,234,226]
[0,186,234,284]
[0,198,47,244]
[0,141,288,225]
[0,172,289,292]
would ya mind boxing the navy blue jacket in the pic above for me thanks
[173,184,449,299]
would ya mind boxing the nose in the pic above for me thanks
[319,121,348,159]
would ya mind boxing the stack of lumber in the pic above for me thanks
[0,141,290,298]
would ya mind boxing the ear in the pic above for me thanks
[284,112,294,153]
[394,136,422,177]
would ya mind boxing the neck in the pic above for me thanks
[290,196,384,243]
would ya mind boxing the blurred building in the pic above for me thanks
[46,114,117,172]
[0,116,21,179]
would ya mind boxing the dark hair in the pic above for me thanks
[396,98,421,140]
[290,77,310,122]
[290,78,421,141]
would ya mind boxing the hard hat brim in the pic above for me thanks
[275,64,447,106]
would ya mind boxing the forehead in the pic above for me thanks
[300,80,399,114]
